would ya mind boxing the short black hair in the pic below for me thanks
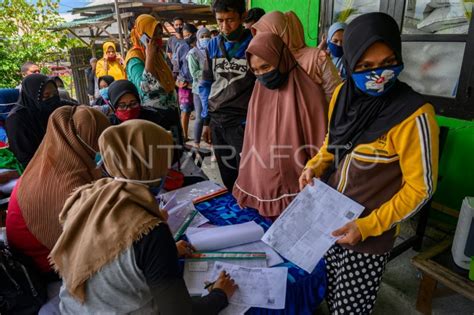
[173,17,184,23]
[244,7,265,23]
[20,61,36,74]
[183,23,198,34]
[212,0,246,15]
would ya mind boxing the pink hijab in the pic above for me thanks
[232,33,327,217]
[252,11,341,101]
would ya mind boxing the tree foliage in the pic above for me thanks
[0,0,82,88]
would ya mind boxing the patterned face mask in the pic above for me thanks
[351,64,404,97]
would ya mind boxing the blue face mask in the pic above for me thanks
[198,38,210,49]
[99,88,109,100]
[94,152,102,166]
[351,64,404,97]
[328,41,344,58]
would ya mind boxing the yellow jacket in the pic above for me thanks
[96,42,126,81]
[306,84,439,254]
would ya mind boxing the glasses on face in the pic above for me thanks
[116,100,140,111]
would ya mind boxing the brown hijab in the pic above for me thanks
[50,119,174,302]
[252,11,340,100]
[18,105,110,249]
[232,33,327,217]
[125,14,175,93]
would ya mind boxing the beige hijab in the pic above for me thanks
[252,11,341,100]
[50,120,174,303]
[18,106,110,249]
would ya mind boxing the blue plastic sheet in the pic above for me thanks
[194,193,327,314]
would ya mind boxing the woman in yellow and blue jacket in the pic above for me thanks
[299,13,439,314]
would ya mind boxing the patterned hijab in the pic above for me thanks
[125,14,175,93]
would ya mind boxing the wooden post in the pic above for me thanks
[114,0,126,55]
[416,273,437,315]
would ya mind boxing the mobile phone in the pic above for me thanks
[140,33,150,48]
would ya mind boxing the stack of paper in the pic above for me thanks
[158,180,227,205]
[187,221,265,251]
[262,179,365,273]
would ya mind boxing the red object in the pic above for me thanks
[156,38,163,48]
[164,169,184,191]
[6,179,52,273]
[107,55,117,62]
[115,106,141,121]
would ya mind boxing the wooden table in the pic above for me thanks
[412,238,474,314]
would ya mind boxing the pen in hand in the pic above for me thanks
[204,281,215,290]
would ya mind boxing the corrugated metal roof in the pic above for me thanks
[53,13,115,30]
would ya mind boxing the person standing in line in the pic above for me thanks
[96,42,126,81]
[188,27,212,147]
[175,23,198,142]
[166,17,186,79]
[199,0,255,190]
[243,7,265,29]
[86,57,98,103]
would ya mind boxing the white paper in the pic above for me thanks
[159,180,226,205]
[262,179,365,273]
[166,202,209,236]
[185,226,216,236]
[209,262,288,310]
[184,259,267,296]
[187,221,264,251]
[162,192,178,211]
[221,241,284,267]
[219,304,250,315]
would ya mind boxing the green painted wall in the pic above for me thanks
[250,0,320,47]
[434,116,474,220]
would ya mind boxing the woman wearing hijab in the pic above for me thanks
[299,13,439,314]
[325,22,347,79]
[125,14,177,111]
[188,27,212,147]
[95,42,126,80]
[6,74,75,168]
[232,33,327,218]
[252,11,341,102]
[107,80,184,148]
[6,106,110,273]
[51,120,236,314]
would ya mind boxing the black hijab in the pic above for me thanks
[328,13,425,160]
[6,74,68,167]
[107,80,140,109]
[98,75,115,87]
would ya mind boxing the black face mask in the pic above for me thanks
[38,94,60,113]
[185,34,196,45]
[256,69,289,90]
[175,26,183,34]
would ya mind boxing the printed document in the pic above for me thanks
[262,179,364,273]
[184,258,267,296]
[209,262,287,309]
